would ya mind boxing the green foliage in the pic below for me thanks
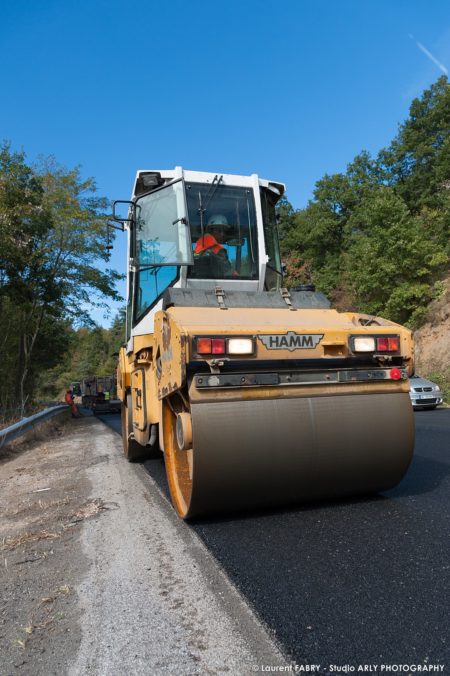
[283,202,344,294]
[0,144,123,417]
[379,76,450,214]
[344,187,446,325]
[37,157,122,320]
[278,77,449,325]
[276,196,297,242]
[38,310,126,401]
[424,369,450,405]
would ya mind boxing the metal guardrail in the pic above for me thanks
[0,405,68,449]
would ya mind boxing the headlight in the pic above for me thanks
[353,337,376,352]
[227,338,254,355]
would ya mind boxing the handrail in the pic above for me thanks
[0,405,68,449]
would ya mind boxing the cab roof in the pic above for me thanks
[132,167,285,199]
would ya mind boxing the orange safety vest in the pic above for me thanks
[194,234,225,256]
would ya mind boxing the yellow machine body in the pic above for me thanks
[115,168,415,519]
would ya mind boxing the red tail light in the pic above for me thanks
[390,368,402,380]
[211,338,226,354]
[196,337,227,355]
[376,336,400,352]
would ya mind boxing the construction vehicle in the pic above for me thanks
[79,375,120,413]
[70,381,82,405]
[113,168,415,519]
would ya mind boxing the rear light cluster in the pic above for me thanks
[377,337,400,352]
[195,336,254,356]
[351,335,400,353]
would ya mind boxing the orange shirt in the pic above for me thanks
[194,234,225,255]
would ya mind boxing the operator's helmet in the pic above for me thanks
[208,214,228,226]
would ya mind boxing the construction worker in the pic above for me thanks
[194,214,233,276]
[65,389,80,418]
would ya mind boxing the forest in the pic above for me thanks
[279,76,449,327]
[0,76,448,422]
[0,150,123,421]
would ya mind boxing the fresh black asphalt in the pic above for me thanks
[98,408,450,671]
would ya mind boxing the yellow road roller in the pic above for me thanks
[113,168,415,519]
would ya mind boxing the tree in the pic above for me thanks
[280,152,382,296]
[279,77,449,324]
[0,144,122,416]
[37,157,122,320]
[36,309,126,401]
[0,144,55,413]
[379,76,450,215]
[344,187,446,324]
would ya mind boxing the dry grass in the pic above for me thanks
[0,414,70,463]
[37,497,71,511]
[15,585,73,650]
[1,529,61,551]
[70,498,107,522]
[3,497,71,519]
[2,498,112,553]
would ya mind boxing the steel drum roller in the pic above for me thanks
[163,392,414,519]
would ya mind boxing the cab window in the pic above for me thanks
[186,182,258,280]
[134,266,178,322]
[260,188,282,290]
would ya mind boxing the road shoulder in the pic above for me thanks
[1,416,287,675]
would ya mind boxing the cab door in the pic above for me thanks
[132,180,193,327]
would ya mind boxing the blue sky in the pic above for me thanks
[1,0,449,325]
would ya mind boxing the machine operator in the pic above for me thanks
[193,214,234,277]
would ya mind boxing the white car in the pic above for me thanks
[409,375,443,410]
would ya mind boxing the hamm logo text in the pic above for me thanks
[258,332,324,351]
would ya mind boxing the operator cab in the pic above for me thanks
[186,181,259,282]
[115,168,284,340]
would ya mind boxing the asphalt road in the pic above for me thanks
[97,408,450,671]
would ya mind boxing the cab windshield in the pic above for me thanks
[185,182,258,279]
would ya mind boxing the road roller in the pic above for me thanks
[113,168,415,519]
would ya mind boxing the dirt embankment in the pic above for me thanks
[414,277,450,381]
